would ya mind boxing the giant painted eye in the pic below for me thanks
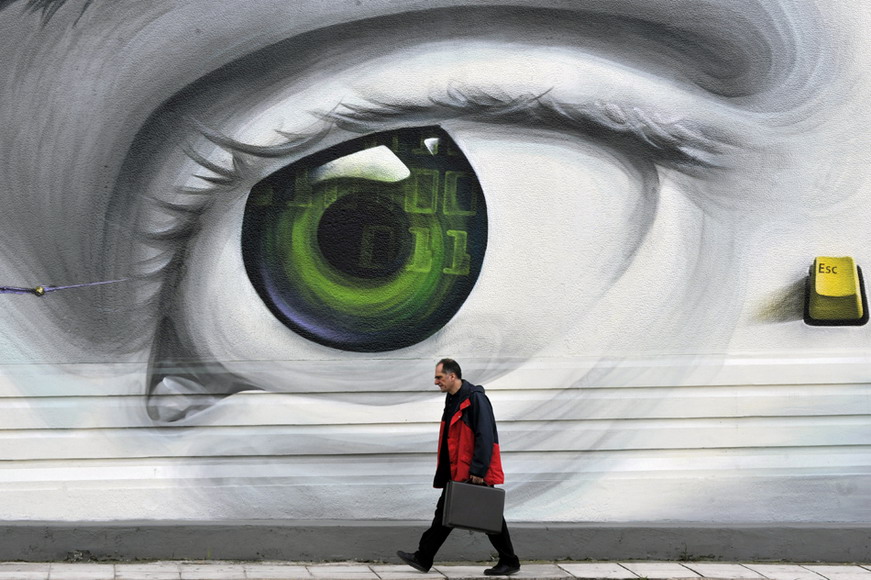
[241,126,488,352]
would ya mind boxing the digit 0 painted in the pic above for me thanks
[403,168,439,215]
[443,171,478,216]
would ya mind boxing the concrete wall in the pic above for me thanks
[3,522,870,563]
[0,0,870,562]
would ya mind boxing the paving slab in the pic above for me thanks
[620,562,701,579]
[244,564,314,579]
[743,564,828,580]
[371,564,447,579]
[48,563,116,580]
[0,562,50,580]
[682,563,764,579]
[179,563,248,579]
[306,564,380,579]
[803,566,871,580]
[434,565,489,579]
[115,562,182,580]
[557,562,637,579]
[506,564,574,579]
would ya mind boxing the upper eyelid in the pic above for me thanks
[329,89,733,169]
[187,85,734,179]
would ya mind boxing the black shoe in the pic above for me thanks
[397,550,430,573]
[484,562,521,576]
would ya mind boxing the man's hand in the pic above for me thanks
[469,475,484,485]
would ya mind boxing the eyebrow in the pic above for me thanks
[2,0,816,104]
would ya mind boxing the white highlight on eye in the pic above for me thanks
[309,145,411,184]
[424,137,440,155]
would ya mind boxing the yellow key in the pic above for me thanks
[808,257,864,321]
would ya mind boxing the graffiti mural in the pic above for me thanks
[1,0,870,538]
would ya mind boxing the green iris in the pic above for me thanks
[241,126,488,352]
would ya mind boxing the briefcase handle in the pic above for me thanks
[464,477,490,486]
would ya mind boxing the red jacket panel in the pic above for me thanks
[435,385,504,487]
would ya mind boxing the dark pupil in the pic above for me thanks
[316,193,411,279]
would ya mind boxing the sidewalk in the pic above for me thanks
[0,561,869,580]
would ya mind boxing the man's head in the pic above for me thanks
[435,358,463,394]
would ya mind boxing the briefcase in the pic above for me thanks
[442,481,505,534]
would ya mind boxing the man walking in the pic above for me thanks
[397,359,521,576]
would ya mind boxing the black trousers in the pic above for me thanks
[415,488,520,569]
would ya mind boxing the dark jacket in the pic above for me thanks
[434,380,505,488]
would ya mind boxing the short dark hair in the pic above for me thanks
[437,358,462,379]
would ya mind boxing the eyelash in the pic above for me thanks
[185,86,730,184]
[325,88,732,169]
[137,86,731,284]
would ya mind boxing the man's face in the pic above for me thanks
[434,364,458,393]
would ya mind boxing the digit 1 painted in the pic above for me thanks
[443,230,470,276]
[285,170,312,207]
[321,182,339,207]
[358,225,394,269]
[249,182,274,207]
[406,226,434,273]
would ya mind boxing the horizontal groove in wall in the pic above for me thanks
[2,416,871,461]
[4,443,871,466]
[2,412,869,431]
[3,378,871,399]
[2,447,871,485]
[1,353,869,398]
[1,383,869,430]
